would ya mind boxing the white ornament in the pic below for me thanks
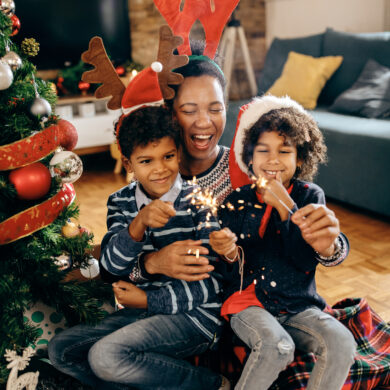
[0,62,13,90]
[4,347,39,390]
[53,253,72,271]
[2,51,22,71]
[0,0,15,15]
[49,150,83,183]
[30,97,52,118]
[151,61,163,73]
[80,257,100,279]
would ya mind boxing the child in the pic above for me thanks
[49,66,230,390]
[209,95,356,390]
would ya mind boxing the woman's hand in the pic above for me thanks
[209,228,237,259]
[291,204,340,256]
[143,240,214,282]
[113,280,147,309]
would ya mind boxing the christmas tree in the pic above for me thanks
[0,3,111,387]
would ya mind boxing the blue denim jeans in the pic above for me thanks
[48,308,222,389]
[231,306,356,390]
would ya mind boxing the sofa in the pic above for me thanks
[220,28,390,217]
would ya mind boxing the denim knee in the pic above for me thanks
[254,335,295,367]
[319,321,356,365]
[88,340,116,382]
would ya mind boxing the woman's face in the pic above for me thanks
[173,75,226,162]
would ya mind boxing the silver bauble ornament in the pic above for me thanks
[49,150,83,183]
[0,0,15,15]
[2,51,22,71]
[0,62,13,90]
[80,257,100,279]
[30,97,52,118]
[53,253,72,271]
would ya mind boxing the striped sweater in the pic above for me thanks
[100,176,224,341]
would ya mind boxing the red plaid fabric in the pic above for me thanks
[194,298,390,389]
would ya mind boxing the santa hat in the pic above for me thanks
[121,61,164,116]
[229,95,308,189]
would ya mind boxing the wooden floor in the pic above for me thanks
[74,152,390,322]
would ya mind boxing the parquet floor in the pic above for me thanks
[74,153,390,322]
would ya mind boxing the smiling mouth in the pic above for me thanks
[263,170,280,178]
[151,176,170,184]
[191,134,213,149]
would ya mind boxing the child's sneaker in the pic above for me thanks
[219,375,231,390]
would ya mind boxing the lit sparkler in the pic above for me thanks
[186,177,220,228]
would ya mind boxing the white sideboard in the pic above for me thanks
[56,96,121,155]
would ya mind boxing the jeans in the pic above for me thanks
[231,306,356,390]
[48,308,222,389]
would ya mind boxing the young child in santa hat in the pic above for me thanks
[209,94,356,390]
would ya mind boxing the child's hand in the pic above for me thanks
[113,280,147,309]
[292,204,340,256]
[257,172,294,220]
[210,228,238,258]
[138,200,176,228]
[129,200,176,241]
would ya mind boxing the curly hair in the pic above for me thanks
[116,106,180,159]
[165,40,227,109]
[242,107,327,181]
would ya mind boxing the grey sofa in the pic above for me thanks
[220,28,390,217]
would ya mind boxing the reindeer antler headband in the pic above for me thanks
[153,0,240,58]
[81,25,188,112]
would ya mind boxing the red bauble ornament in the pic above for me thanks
[9,162,52,200]
[115,66,125,76]
[78,81,90,96]
[57,119,78,151]
[10,14,20,36]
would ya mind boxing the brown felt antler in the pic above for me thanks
[81,37,126,110]
[157,25,189,100]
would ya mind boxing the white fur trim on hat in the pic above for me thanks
[122,99,165,116]
[233,95,306,176]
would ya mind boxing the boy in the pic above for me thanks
[210,95,355,390]
[49,66,230,390]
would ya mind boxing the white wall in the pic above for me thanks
[265,0,389,46]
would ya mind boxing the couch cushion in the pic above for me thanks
[319,29,390,105]
[329,59,390,119]
[311,108,390,216]
[267,51,343,109]
[258,33,324,95]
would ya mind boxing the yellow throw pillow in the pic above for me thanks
[267,51,343,109]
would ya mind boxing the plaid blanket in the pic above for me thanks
[195,298,390,389]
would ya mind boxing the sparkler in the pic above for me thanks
[186,177,219,228]
[254,175,294,215]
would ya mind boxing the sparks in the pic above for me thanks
[253,175,293,215]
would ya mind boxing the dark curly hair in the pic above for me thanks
[242,107,327,181]
[116,106,180,159]
[165,40,227,109]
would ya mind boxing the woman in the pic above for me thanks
[136,41,347,282]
